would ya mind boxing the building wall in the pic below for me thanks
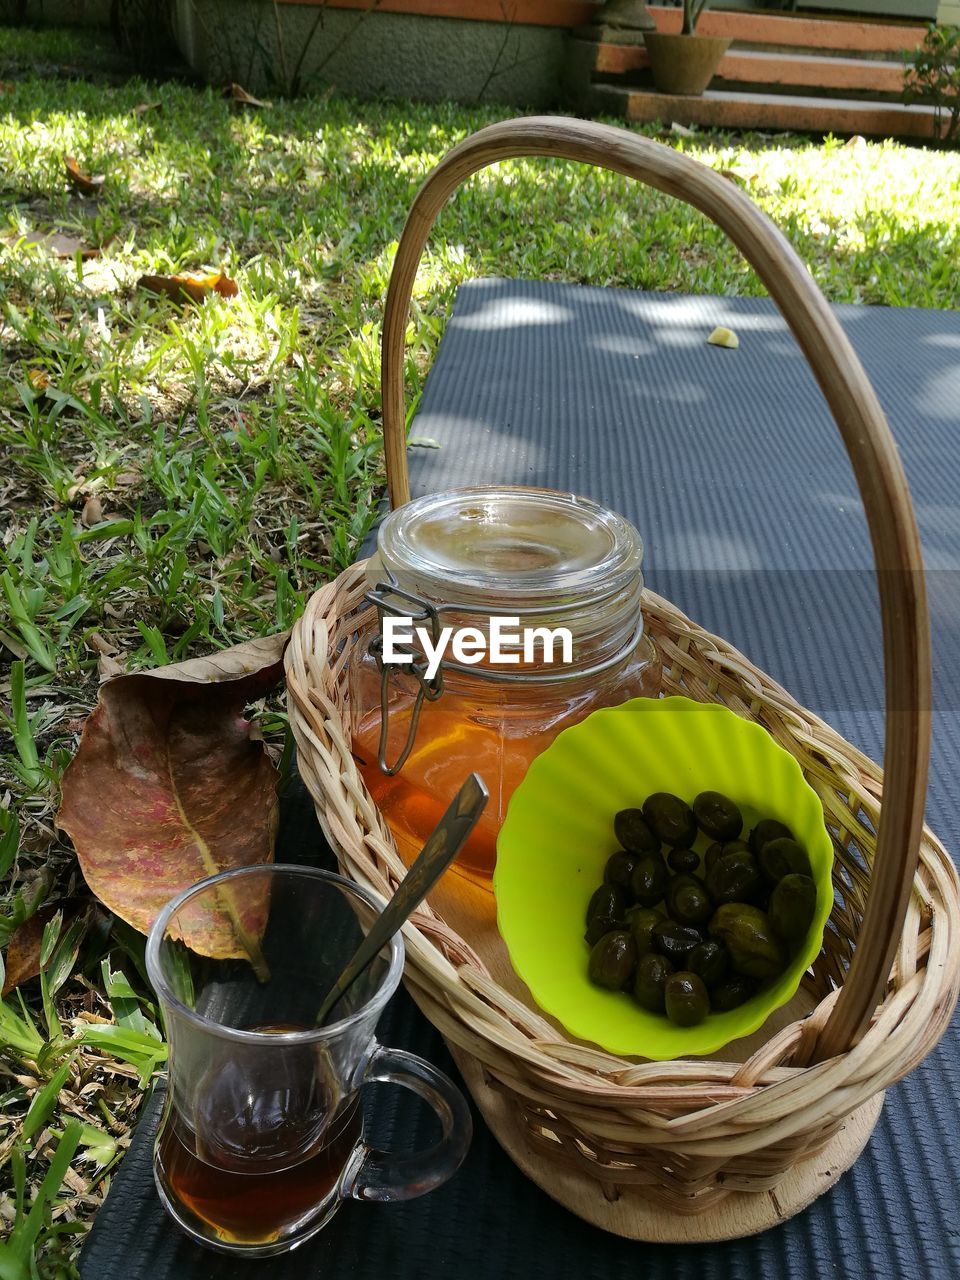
[174,2,569,105]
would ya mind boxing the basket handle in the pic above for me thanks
[379,116,931,1063]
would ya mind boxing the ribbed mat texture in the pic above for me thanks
[82,282,960,1280]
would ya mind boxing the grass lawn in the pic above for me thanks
[1,20,959,1275]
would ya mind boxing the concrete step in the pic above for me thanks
[642,7,927,54]
[595,46,909,96]
[592,83,940,139]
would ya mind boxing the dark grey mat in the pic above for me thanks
[82,281,960,1280]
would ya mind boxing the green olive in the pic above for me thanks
[613,809,659,854]
[709,903,786,979]
[711,975,757,1012]
[759,837,812,886]
[666,874,713,926]
[693,791,743,842]
[642,793,697,850]
[705,848,762,906]
[749,819,793,858]
[769,873,817,943]
[633,953,673,1013]
[653,919,703,965]
[630,853,668,909]
[667,847,700,874]
[588,931,638,991]
[584,884,627,945]
[664,972,710,1027]
[705,842,725,875]
[688,939,729,989]
[705,840,747,875]
[603,850,640,893]
[627,906,665,956]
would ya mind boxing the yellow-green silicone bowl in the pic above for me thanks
[494,696,834,1060]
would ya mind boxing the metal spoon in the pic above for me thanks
[315,772,489,1026]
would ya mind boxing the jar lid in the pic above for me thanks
[375,486,644,607]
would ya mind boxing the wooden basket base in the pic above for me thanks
[415,869,884,1239]
[453,1045,884,1243]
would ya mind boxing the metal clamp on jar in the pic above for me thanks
[349,486,661,885]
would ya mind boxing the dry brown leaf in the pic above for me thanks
[2,900,86,996]
[58,633,288,955]
[87,632,118,657]
[227,82,271,109]
[0,629,29,661]
[2,911,50,994]
[97,652,126,681]
[20,231,100,260]
[64,156,105,195]
[144,633,288,684]
[137,272,239,304]
[81,495,104,527]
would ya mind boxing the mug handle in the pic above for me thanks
[343,1045,472,1202]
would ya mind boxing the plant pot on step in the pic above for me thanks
[642,31,731,96]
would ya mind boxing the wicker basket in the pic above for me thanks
[285,119,960,1240]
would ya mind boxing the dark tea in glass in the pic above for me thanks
[146,866,471,1257]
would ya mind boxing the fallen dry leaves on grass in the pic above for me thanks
[57,633,287,956]
[227,82,271,109]
[2,899,86,995]
[137,271,239,303]
[64,155,105,194]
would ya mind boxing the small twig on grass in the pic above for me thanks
[272,0,291,94]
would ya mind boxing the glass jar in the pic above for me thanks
[349,486,661,886]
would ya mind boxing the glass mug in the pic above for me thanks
[145,864,472,1257]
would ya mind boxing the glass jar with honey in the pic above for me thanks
[349,486,661,885]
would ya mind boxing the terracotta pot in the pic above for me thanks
[642,31,731,96]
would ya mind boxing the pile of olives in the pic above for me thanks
[584,792,818,1027]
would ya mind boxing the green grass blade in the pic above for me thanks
[0,1243,27,1280]
[134,621,169,666]
[6,1119,83,1265]
[2,664,43,787]
[0,997,44,1058]
[39,912,63,968]
[11,1146,26,1218]
[78,1024,167,1084]
[46,912,90,997]
[38,970,61,1044]
[0,811,20,880]
[21,1056,75,1144]
[100,958,161,1037]
[47,1121,117,1166]
[0,579,56,674]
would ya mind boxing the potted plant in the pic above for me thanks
[642,0,730,97]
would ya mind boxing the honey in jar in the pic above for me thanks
[349,486,660,885]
